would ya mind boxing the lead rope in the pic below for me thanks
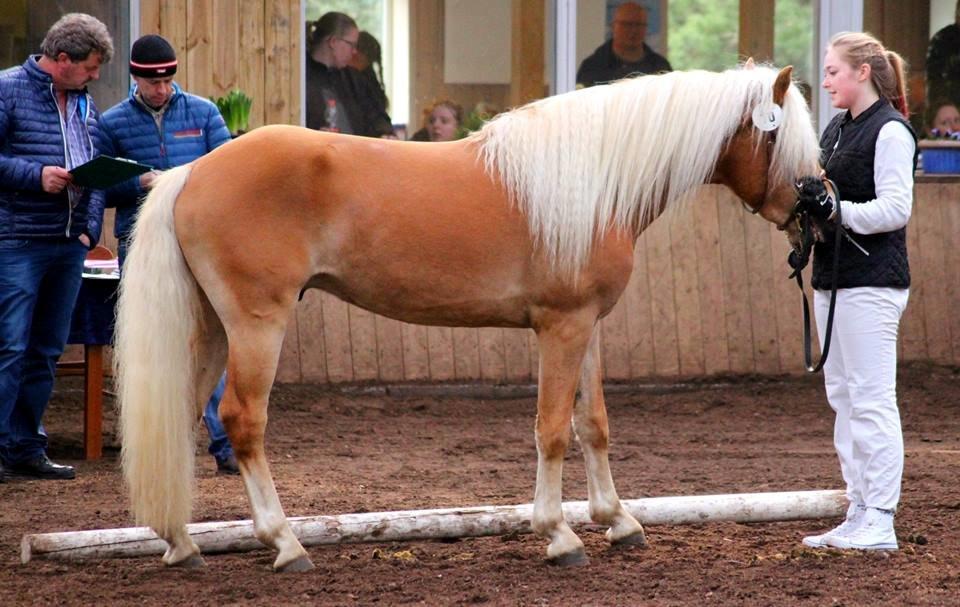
[791,178,842,373]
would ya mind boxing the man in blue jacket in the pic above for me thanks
[0,13,113,482]
[98,34,239,475]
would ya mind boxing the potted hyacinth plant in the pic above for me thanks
[211,89,253,137]
[919,127,960,174]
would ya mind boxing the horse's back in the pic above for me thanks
[174,125,633,329]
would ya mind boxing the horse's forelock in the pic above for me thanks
[471,66,819,278]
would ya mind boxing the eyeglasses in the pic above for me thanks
[337,37,359,50]
[615,20,648,29]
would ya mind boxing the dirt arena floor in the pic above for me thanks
[1,361,958,606]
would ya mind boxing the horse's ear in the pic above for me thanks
[773,65,794,106]
[744,57,755,69]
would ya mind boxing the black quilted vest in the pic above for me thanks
[812,99,917,289]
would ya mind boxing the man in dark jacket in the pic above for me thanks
[98,34,239,475]
[576,2,672,87]
[0,13,113,482]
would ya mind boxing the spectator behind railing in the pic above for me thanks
[576,1,671,88]
[924,99,960,138]
[409,99,464,142]
[306,12,393,138]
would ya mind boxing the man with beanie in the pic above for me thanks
[0,13,113,482]
[98,34,239,475]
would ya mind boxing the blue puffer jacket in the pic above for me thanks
[0,56,105,244]
[98,83,231,238]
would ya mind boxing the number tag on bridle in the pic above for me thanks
[752,103,783,132]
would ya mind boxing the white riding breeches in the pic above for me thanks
[814,287,909,511]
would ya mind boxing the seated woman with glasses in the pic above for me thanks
[305,12,394,137]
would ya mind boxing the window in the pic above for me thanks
[0,1,131,109]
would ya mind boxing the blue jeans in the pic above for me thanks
[0,238,86,465]
[203,373,234,461]
[118,237,234,462]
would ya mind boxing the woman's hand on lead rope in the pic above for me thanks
[795,175,835,222]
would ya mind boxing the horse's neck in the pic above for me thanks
[631,176,679,237]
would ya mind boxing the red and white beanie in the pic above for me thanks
[129,34,177,78]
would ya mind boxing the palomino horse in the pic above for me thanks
[115,65,819,571]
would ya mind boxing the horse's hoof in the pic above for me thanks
[612,531,648,548]
[168,553,206,568]
[547,547,589,567]
[276,554,315,573]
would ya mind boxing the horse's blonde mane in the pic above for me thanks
[470,65,820,277]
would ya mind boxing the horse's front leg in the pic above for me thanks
[221,322,313,572]
[573,328,646,547]
[532,314,596,565]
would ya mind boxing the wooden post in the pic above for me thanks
[21,490,845,563]
[738,0,774,63]
[82,344,103,460]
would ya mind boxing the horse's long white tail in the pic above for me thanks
[115,164,198,540]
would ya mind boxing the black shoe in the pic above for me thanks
[9,455,76,480]
[215,454,240,476]
[0,460,6,483]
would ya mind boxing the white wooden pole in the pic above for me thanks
[21,489,845,563]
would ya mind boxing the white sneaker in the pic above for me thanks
[802,503,865,548]
[825,507,898,551]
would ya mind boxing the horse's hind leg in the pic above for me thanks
[195,295,229,421]
[220,316,313,572]
[532,313,596,566]
[573,328,646,547]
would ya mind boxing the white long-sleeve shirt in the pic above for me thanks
[835,121,916,235]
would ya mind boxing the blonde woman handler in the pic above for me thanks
[796,32,917,551]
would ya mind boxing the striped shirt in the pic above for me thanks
[62,92,94,207]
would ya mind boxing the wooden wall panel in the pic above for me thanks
[375,316,405,382]
[600,293,631,380]
[942,184,960,362]
[503,328,532,381]
[744,213,780,373]
[275,306,301,383]
[769,221,809,372]
[645,217,680,375]
[716,190,754,373]
[296,291,327,383]
[694,189,731,375]
[349,307,379,381]
[900,204,927,360]
[916,187,951,363]
[669,206,705,376]
[401,323,430,380]
[426,327,455,380]
[478,328,507,381]
[265,0,298,125]
[453,327,481,380]
[624,231,655,377]
[321,294,353,382]
[237,1,266,130]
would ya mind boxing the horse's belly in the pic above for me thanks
[304,269,533,328]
